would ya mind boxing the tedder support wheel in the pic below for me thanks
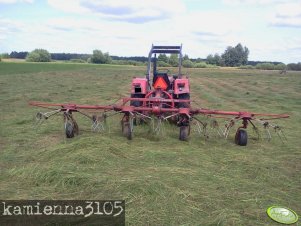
[179,126,190,141]
[65,121,75,138]
[235,129,248,146]
[122,122,132,140]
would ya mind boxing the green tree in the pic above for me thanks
[221,43,249,67]
[206,53,221,65]
[91,50,112,64]
[195,62,209,68]
[157,61,170,67]
[206,54,214,64]
[255,63,275,70]
[182,59,194,68]
[183,54,189,61]
[104,52,112,64]
[168,54,179,67]
[26,49,51,62]
[287,63,301,71]
[158,54,168,63]
[275,63,286,70]
[0,53,9,59]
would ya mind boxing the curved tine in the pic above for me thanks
[210,119,223,137]
[91,120,97,131]
[191,116,206,127]
[159,118,164,134]
[152,117,163,135]
[159,117,165,133]
[33,109,61,128]
[276,130,285,143]
[260,121,272,141]
[248,119,260,140]
[33,113,46,129]
[134,111,152,120]
[255,119,282,141]
[266,127,272,141]
[151,116,155,132]
[45,109,61,118]
[77,110,93,120]
[274,126,287,143]
[163,113,179,121]
[91,113,108,132]
[91,120,103,132]
[37,109,61,120]
[266,123,287,143]
[129,116,134,133]
[194,121,202,134]
[252,125,260,140]
[278,127,287,141]
[153,118,160,133]
[223,118,238,138]
[192,121,203,136]
[192,116,208,138]
[102,110,121,133]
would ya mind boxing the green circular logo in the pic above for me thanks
[267,206,299,224]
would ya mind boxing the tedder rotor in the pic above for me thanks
[30,45,289,146]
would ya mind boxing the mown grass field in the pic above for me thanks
[0,61,300,225]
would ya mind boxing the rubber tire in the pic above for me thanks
[122,122,132,140]
[178,93,190,108]
[235,129,248,146]
[179,126,189,141]
[130,94,145,107]
[65,121,75,138]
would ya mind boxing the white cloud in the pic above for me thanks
[222,0,288,5]
[47,0,88,14]
[0,18,23,34]
[270,16,301,27]
[47,0,186,23]
[276,2,301,17]
[0,0,33,3]
[270,2,301,27]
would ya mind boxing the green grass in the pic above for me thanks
[0,62,300,225]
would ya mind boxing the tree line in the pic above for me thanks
[1,44,300,71]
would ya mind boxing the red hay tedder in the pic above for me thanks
[30,45,289,146]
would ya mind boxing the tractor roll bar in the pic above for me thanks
[146,44,183,84]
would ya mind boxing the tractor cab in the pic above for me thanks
[130,45,190,108]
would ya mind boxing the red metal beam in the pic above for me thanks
[29,101,289,119]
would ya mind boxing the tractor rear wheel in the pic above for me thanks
[130,94,145,107]
[179,126,190,141]
[235,129,248,146]
[178,93,190,108]
[122,122,132,140]
[65,121,74,138]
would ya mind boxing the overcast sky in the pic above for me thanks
[0,0,300,63]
